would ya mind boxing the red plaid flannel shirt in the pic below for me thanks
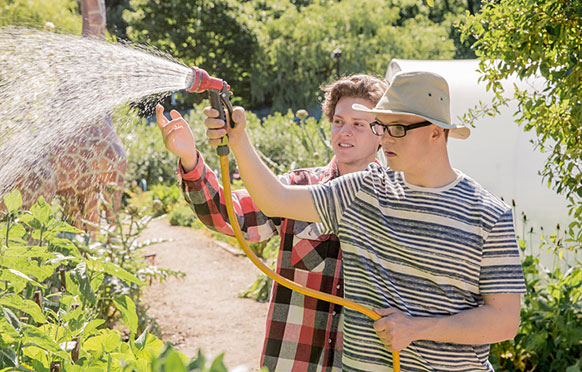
[178,151,344,372]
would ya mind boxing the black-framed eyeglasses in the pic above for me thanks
[369,120,433,138]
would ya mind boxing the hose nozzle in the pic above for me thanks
[186,67,229,93]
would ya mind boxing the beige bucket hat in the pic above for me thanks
[353,71,470,139]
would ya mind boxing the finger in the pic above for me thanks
[205,117,226,130]
[206,128,227,140]
[232,107,245,125]
[374,319,387,332]
[156,104,168,128]
[203,106,219,118]
[169,109,182,120]
[208,138,223,146]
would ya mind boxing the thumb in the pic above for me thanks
[374,307,397,317]
[232,107,246,126]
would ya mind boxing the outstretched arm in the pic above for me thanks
[203,106,319,222]
[373,293,521,351]
[156,104,279,241]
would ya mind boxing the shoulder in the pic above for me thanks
[329,163,396,195]
[455,172,512,218]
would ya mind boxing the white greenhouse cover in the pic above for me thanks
[385,59,570,248]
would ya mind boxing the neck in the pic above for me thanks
[404,148,457,188]
[337,158,375,176]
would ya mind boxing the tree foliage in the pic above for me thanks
[460,0,582,239]
[123,0,260,108]
[0,0,81,34]
[119,0,463,111]
[254,0,456,111]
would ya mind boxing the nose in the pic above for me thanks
[339,123,354,136]
[382,131,395,144]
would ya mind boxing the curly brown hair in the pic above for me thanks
[321,74,388,122]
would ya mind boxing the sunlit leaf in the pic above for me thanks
[3,190,22,213]
[102,261,144,286]
[0,294,47,323]
[113,295,138,334]
[30,197,50,226]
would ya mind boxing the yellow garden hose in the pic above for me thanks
[218,154,401,372]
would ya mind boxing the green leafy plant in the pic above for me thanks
[90,187,185,334]
[490,206,582,371]
[459,0,582,245]
[168,205,197,227]
[0,0,82,34]
[150,184,185,217]
[0,190,246,371]
[0,189,150,370]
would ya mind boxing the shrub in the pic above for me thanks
[490,209,582,371]
[168,205,197,227]
[0,189,245,371]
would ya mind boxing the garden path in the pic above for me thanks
[139,218,268,371]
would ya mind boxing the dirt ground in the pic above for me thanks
[139,218,269,371]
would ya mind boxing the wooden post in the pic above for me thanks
[144,253,157,285]
[50,361,61,372]
[33,291,42,310]
[71,337,80,362]
[59,267,67,291]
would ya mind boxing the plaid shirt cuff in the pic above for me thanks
[177,151,203,188]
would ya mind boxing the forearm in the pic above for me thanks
[229,131,319,222]
[180,152,278,242]
[412,294,520,345]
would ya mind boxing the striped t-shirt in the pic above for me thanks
[308,163,526,372]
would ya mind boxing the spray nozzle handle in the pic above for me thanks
[208,82,234,156]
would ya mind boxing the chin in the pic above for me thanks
[386,160,403,172]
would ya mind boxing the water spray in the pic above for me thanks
[188,67,401,372]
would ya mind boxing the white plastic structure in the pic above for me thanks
[385,59,570,252]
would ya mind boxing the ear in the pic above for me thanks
[431,125,445,142]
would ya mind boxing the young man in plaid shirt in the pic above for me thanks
[156,74,387,371]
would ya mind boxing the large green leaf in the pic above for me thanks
[0,256,55,282]
[101,261,144,286]
[3,190,22,213]
[0,317,20,342]
[162,350,187,372]
[0,294,46,323]
[29,197,51,226]
[0,268,45,291]
[113,295,138,334]
[134,329,164,360]
[21,325,69,359]
[2,245,52,259]
[69,262,97,305]
[1,307,21,332]
[6,224,26,243]
[81,319,105,337]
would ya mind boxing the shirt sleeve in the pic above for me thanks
[479,208,526,294]
[178,151,280,242]
[307,171,366,236]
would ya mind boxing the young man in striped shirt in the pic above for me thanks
[156,74,388,371]
[202,71,526,371]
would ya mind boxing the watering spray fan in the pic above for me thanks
[186,67,229,93]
